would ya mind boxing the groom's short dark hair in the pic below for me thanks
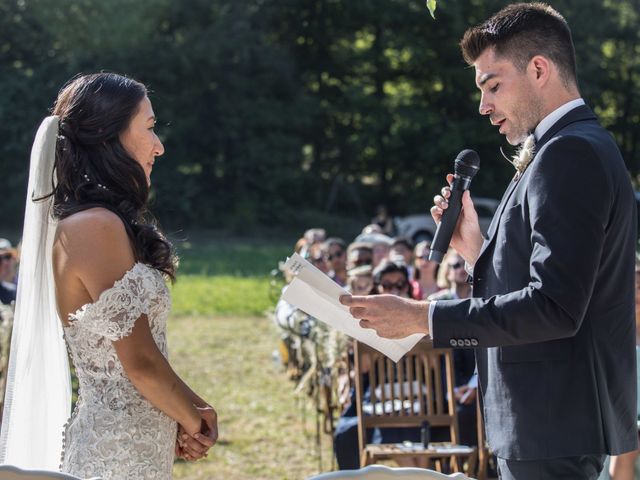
[460,3,578,87]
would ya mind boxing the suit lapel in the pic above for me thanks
[476,104,598,263]
[477,176,519,260]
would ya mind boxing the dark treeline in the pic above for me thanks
[1,0,638,232]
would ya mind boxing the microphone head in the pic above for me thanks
[454,149,480,178]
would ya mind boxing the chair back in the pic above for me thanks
[306,464,472,479]
[354,339,461,456]
[0,465,99,479]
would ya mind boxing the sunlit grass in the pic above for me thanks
[169,315,334,480]
[170,276,274,317]
[167,236,334,479]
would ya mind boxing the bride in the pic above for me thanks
[0,73,217,479]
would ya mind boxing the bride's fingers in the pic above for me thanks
[194,432,215,448]
[180,433,208,458]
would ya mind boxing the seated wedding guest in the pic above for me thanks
[0,281,16,305]
[294,237,307,255]
[324,238,347,286]
[304,228,326,247]
[411,241,441,300]
[371,205,395,236]
[605,259,640,480]
[346,242,373,270]
[298,228,325,258]
[307,243,330,274]
[0,239,18,282]
[0,239,17,305]
[354,228,393,267]
[428,249,477,447]
[347,265,374,297]
[373,258,413,299]
[390,237,414,278]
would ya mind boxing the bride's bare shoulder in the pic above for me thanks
[55,208,133,263]
[58,207,127,237]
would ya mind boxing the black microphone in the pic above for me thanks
[428,149,480,264]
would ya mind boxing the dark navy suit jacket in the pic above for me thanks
[432,105,638,460]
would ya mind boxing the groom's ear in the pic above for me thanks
[529,55,551,85]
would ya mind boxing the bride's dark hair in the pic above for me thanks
[51,72,176,279]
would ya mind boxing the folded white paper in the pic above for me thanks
[281,252,424,362]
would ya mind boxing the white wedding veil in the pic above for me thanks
[0,116,72,469]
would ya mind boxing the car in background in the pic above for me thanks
[393,196,500,245]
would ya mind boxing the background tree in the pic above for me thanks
[0,0,637,233]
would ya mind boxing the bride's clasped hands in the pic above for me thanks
[175,406,218,461]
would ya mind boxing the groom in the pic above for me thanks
[341,3,637,478]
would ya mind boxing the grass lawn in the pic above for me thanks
[169,315,333,479]
[168,235,334,479]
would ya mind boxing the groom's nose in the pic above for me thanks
[479,99,493,116]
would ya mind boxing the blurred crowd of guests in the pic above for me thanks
[275,223,480,471]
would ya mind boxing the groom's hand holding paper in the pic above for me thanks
[282,253,425,362]
[339,294,430,339]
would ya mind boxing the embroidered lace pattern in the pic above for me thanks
[61,263,177,480]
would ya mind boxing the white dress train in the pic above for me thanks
[60,263,177,480]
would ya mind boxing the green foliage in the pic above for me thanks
[1,0,638,231]
[427,0,438,19]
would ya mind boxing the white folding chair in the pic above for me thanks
[0,465,100,480]
[307,464,473,479]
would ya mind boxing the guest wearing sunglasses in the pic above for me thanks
[373,259,413,299]
[411,241,441,300]
[432,250,471,302]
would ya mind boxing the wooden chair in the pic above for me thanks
[354,340,477,476]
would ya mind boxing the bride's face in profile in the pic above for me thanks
[120,96,165,185]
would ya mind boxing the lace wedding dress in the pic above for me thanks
[60,263,177,479]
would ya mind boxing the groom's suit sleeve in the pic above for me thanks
[431,134,613,348]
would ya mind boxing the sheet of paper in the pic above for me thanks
[281,252,424,362]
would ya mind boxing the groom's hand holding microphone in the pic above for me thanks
[340,150,484,339]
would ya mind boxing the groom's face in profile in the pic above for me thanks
[474,47,543,145]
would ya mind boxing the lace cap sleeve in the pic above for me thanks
[76,263,155,341]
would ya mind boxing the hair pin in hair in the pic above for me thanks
[82,173,109,191]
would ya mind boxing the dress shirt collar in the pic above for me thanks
[534,98,585,141]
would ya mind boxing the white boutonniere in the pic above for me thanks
[501,134,536,181]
